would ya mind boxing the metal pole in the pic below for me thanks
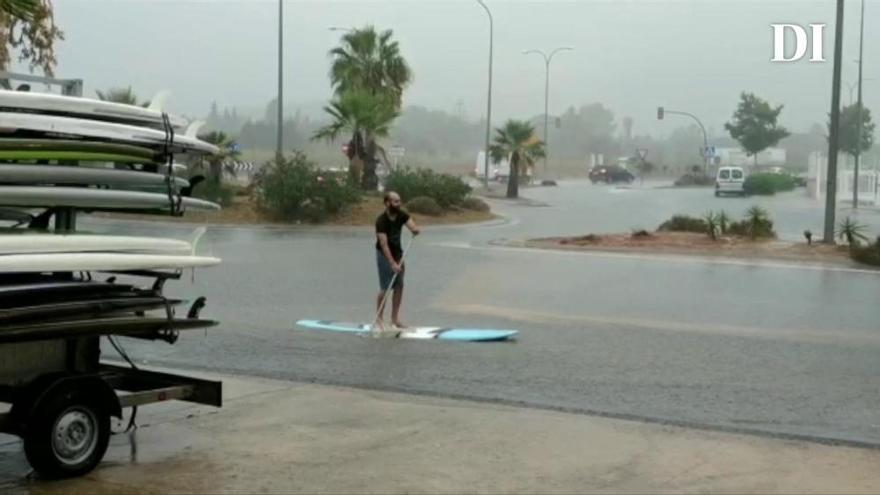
[543,56,549,176]
[854,0,866,209]
[524,47,572,179]
[276,0,284,162]
[476,0,493,189]
[824,0,845,243]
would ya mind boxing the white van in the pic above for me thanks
[474,150,510,181]
[715,166,746,197]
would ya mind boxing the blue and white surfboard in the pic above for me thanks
[295,319,518,342]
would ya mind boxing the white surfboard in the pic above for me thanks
[0,164,189,188]
[0,89,189,130]
[0,252,220,273]
[0,112,218,155]
[0,186,220,211]
[0,234,194,255]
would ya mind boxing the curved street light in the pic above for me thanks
[657,106,709,173]
[523,46,574,177]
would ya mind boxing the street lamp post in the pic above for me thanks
[656,106,709,173]
[276,0,284,162]
[476,0,493,189]
[523,46,573,177]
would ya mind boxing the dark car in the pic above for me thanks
[589,165,635,184]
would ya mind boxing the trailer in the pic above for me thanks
[0,71,223,479]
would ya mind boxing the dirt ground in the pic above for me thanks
[522,231,860,266]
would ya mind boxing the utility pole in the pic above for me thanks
[854,0,866,209]
[276,0,284,162]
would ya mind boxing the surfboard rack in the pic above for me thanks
[0,72,224,480]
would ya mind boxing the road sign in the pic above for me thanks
[703,145,716,158]
[636,148,648,160]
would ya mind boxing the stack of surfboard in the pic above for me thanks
[0,89,223,343]
[0,89,221,214]
[0,232,221,343]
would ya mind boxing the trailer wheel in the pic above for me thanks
[23,384,111,479]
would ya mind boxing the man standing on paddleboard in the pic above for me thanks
[375,191,420,331]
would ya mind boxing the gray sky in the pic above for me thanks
[24,0,880,138]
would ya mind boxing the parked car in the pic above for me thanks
[715,166,746,196]
[589,165,635,184]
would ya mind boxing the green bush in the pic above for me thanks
[658,215,707,233]
[851,240,880,266]
[660,208,776,239]
[836,217,869,246]
[251,150,361,222]
[727,206,776,239]
[190,179,235,207]
[743,173,796,195]
[406,196,443,216]
[384,166,471,208]
[461,197,490,212]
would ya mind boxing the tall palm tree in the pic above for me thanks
[327,26,410,189]
[489,120,545,199]
[329,26,412,108]
[312,89,398,190]
[95,86,148,107]
[197,131,240,184]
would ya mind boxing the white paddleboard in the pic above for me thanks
[0,186,219,211]
[0,112,218,155]
[0,234,194,255]
[0,252,220,272]
[296,319,518,342]
[0,89,188,130]
[0,164,189,187]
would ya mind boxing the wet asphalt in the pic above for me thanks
[76,180,880,446]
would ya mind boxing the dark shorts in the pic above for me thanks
[376,250,404,290]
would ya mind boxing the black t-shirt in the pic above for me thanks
[375,210,410,261]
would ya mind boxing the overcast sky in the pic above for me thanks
[22,0,880,138]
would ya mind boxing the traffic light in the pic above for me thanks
[657,106,664,120]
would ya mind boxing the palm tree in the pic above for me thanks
[312,89,399,189]
[327,26,411,189]
[197,131,240,185]
[744,205,773,239]
[489,120,545,199]
[329,26,412,108]
[95,86,148,107]
[836,217,869,247]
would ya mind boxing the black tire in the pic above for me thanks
[23,384,111,479]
